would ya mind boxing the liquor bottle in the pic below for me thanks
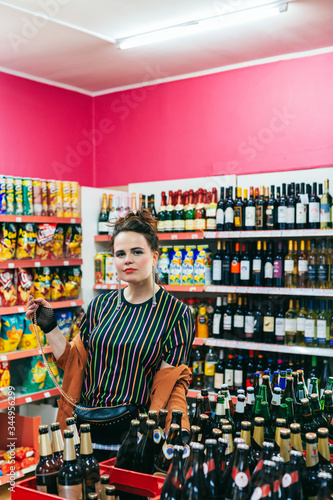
[172,191,185,232]
[133,419,156,474]
[253,298,263,343]
[223,241,232,286]
[244,298,254,342]
[266,185,277,229]
[234,355,244,393]
[297,240,308,288]
[224,187,235,231]
[233,297,245,340]
[212,297,223,339]
[317,239,329,289]
[206,187,218,231]
[316,300,329,348]
[284,240,297,288]
[300,399,317,441]
[100,474,110,500]
[204,347,217,391]
[192,348,204,390]
[273,241,284,288]
[231,243,241,285]
[263,300,275,344]
[301,432,320,499]
[240,242,251,286]
[51,422,64,468]
[305,300,317,347]
[275,303,285,345]
[224,355,235,394]
[58,429,83,499]
[115,419,139,470]
[286,182,296,229]
[79,424,101,499]
[285,300,297,346]
[223,294,234,339]
[204,439,223,498]
[194,189,206,232]
[98,193,109,235]
[256,186,266,230]
[278,183,288,230]
[245,186,256,231]
[263,241,274,287]
[182,442,208,498]
[66,417,80,461]
[281,450,304,500]
[191,395,204,426]
[316,472,333,500]
[212,241,223,285]
[234,187,244,230]
[157,191,167,232]
[165,191,174,233]
[309,182,320,229]
[214,351,225,393]
[252,240,263,286]
[320,179,332,229]
[36,425,59,495]
[317,428,333,475]
[216,187,225,231]
[159,444,184,500]
[296,183,308,229]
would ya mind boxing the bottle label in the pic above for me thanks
[58,484,82,499]
[278,206,287,223]
[205,361,216,376]
[307,263,317,282]
[98,221,109,233]
[275,317,285,336]
[164,219,174,231]
[320,203,331,222]
[252,259,262,272]
[296,203,307,223]
[214,372,224,390]
[225,207,234,224]
[240,260,250,280]
[231,259,240,274]
[245,206,255,227]
[256,206,264,228]
[157,220,165,232]
[263,316,274,332]
[154,429,162,444]
[317,319,327,342]
[266,205,275,227]
[223,315,232,330]
[162,442,174,460]
[264,262,273,279]
[298,259,308,272]
[225,368,234,387]
[286,206,295,224]
[234,369,243,387]
[212,261,222,281]
[252,485,271,500]
[234,315,244,328]
[212,314,222,335]
[284,259,294,273]
[231,467,250,488]
[318,264,329,282]
[206,218,217,230]
[234,206,242,227]
[216,208,224,225]
[297,317,305,332]
[273,260,283,279]
[185,219,195,231]
[309,202,320,223]
[285,318,297,332]
[206,207,217,218]
[174,219,185,231]
[304,319,315,342]
[245,316,254,335]
[192,361,204,375]
[195,218,206,231]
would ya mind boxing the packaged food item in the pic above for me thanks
[21,356,47,392]
[35,223,57,260]
[181,246,196,285]
[22,178,34,215]
[17,268,34,305]
[14,177,23,215]
[44,354,62,389]
[63,266,82,299]
[14,447,35,461]
[55,181,63,217]
[62,181,71,217]
[65,224,82,258]
[169,246,184,285]
[70,182,80,217]
[0,314,24,352]
[0,360,10,399]
[5,177,15,215]
[72,307,85,339]
[157,247,170,285]
[18,317,44,350]
[0,269,17,306]
[33,267,52,300]
[32,179,42,216]
[203,245,213,286]
[94,253,105,284]
[1,460,20,475]
[105,254,116,284]
[52,224,65,258]
[47,180,57,216]
[55,310,73,341]
[0,176,6,214]
[15,223,37,260]
[194,247,207,285]
[50,267,65,301]
[41,179,48,216]
[0,222,17,260]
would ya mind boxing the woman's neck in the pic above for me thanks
[123,279,160,304]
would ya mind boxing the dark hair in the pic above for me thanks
[110,209,159,255]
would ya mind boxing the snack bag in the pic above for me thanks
[55,310,72,341]
[50,267,65,301]
[21,356,47,393]
[15,223,37,260]
[33,267,52,300]
[0,223,17,261]
[35,223,57,260]
[44,354,62,389]
[52,224,65,259]
[18,317,44,350]
[0,361,10,400]
[0,315,24,353]
[17,268,34,305]
[72,308,85,339]
[0,269,17,306]
[65,224,82,258]
[63,267,82,299]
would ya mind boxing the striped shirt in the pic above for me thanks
[79,287,195,409]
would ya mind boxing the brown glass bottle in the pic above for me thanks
[274,418,287,454]
[58,429,83,499]
[251,417,265,465]
[114,419,139,470]
[154,423,180,476]
[100,474,110,500]
[317,427,333,475]
[194,189,206,231]
[133,419,156,474]
[301,432,320,500]
[66,417,80,461]
[80,424,101,499]
[50,422,64,468]
[36,424,59,495]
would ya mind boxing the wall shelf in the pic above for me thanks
[0,346,52,362]
[0,258,82,269]
[0,299,84,316]
[0,387,59,410]
[0,215,81,224]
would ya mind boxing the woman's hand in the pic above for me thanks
[26,296,52,322]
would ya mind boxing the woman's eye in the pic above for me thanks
[116,252,125,257]
[134,250,143,255]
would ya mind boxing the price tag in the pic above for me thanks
[16,217,22,223]
[102,285,107,289]
[34,262,41,267]
[206,286,215,292]
[95,284,101,289]
[0,355,7,361]
[189,287,196,292]
[44,392,51,398]
[70,302,76,307]
[25,397,32,403]
[63,261,69,266]
[228,341,237,349]
[70,218,76,223]
[191,233,198,239]
[8,262,15,269]
[18,307,25,313]
[171,234,178,240]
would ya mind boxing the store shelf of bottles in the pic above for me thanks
[0,346,52,362]
[0,387,59,410]
[164,285,205,292]
[157,232,204,241]
[203,229,333,239]
[187,389,217,401]
[0,258,83,269]
[94,234,111,242]
[0,215,81,224]
[0,464,37,487]
[94,284,127,290]
[204,285,333,296]
[0,299,84,316]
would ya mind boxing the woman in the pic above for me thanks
[27,209,195,462]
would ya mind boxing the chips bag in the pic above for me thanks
[50,267,65,301]
[18,317,44,350]
[0,361,10,399]
[65,224,82,258]
[52,224,65,259]
[63,266,82,299]
[0,269,17,306]
[55,310,73,341]
[35,223,57,260]
[33,267,52,300]
[17,268,34,305]
[72,307,85,339]
[15,223,37,260]
[0,314,24,353]
[44,354,62,389]
[0,223,17,261]
[21,356,47,393]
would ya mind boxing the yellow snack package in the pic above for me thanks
[35,223,57,260]
[44,354,62,389]
[33,267,52,300]
[52,224,65,259]
[63,266,82,299]
[21,356,47,393]
[15,223,37,260]
[0,269,17,306]
[0,223,17,261]
[18,318,44,350]
[0,361,10,400]
[65,224,82,258]
[0,314,24,353]
[50,267,65,301]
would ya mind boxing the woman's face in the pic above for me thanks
[113,231,158,284]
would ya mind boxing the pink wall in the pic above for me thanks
[0,72,94,185]
[94,52,333,187]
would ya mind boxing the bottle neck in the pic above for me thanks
[39,433,53,458]
[318,436,331,462]
[51,429,64,453]
[63,437,77,462]
[80,431,93,456]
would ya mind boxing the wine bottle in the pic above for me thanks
[214,351,225,393]
[212,297,223,339]
[316,299,329,348]
[58,430,83,499]
[320,179,332,229]
[278,183,288,230]
[309,182,320,229]
[296,183,308,229]
[157,191,167,233]
[284,240,297,288]
[216,187,225,231]
[317,239,329,289]
[275,303,285,345]
[79,424,101,499]
[224,187,235,231]
[263,240,274,287]
[298,240,308,288]
[240,242,251,286]
[223,241,232,286]
[252,240,263,286]
[286,182,296,229]
[231,243,241,286]
[98,193,109,235]
[165,191,174,233]
[245,186,256,231]
[305,300,317,347]
[234,187,244,230]
[36,424,59,495]
[244,298,255,341]
[285,299,297,346]
[266,185,277,229]
[256,186,266,230]
[212,241,223,285]
[194,189,206,231]
[273,241,284,288]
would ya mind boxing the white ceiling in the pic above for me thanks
[0,0,332,96]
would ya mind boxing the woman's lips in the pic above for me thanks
[124,269,136,273]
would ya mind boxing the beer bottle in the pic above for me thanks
[155,423,180,476]
[282,450,304,500]
[311,394,328,430]
[261,401,275,442]
[279,428,291,472]
[250,441,274,489]
[282,376,296,405]
[301,398,318,441]
[212,427,222,440]
[137,413,148,441]
[191,394,204,426]
[317,428,333,475]
[100,474,110,500]
[66,417,81,461]
[222,394,236,436]
[198,414,211,443]
[285,397,296,426]
[224,443,251,500]
[105,485,121,499]
[262,375,273,407]
[289,423,306,475]
[240,421,256,473]
[221,425,235,470]
[190,425,201,444]
[160,444,184,500]
[251,460,276,499]
[271,371,280,392]
[273,418,287,455]
[58,429,83,499]
[88,494,98,499]
[35,424,59,495]
[217,437,228,473]
[252,395,263,426]
[79,424,101,499]
[158,409,169,439]
[271,455,284,500]
[259,384,268,404]
[321,390,333,425]
[270,387,282,427]
[301,432,321,500]
[204,439,223,499]
[182,442,208,499]
[309,377,320,397]
[316,471,333,500]
[50,422,64,468]
[252,417,265,465]
[201,389,213,419]
[233,395,246,437]
[133,419,156,474]
[115,419,139,470]
[245,387,255,421]
[214,394,225,427]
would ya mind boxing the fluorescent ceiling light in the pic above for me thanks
[117,1,291,50]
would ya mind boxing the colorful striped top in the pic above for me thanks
[79,287,195,409]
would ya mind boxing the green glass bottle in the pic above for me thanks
[261,401,275,442]
[300,398,318,441]
[309,394,327,430]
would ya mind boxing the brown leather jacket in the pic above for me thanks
[54,334,191,433]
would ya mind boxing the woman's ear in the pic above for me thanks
[152,250,159,267]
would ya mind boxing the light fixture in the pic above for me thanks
[116,1,291,50]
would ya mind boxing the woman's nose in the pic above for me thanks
[124,254,133,264]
